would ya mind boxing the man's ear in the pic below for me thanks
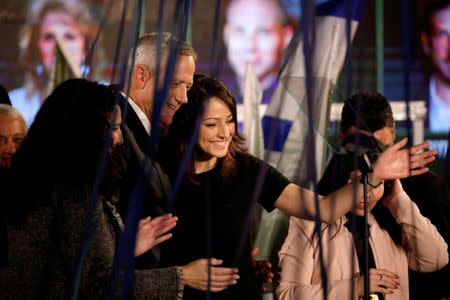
[133,65,150,89]
[421,32,431,55]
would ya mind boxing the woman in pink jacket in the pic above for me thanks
[277,163,449,299]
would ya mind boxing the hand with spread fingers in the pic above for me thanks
[134,213,178,257]
[357,268,400,297]
[180,258,240,292]
[372,138,437,182]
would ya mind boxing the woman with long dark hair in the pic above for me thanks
[5,79,183,299]
[277,134,448,300]
[159,75,438,299]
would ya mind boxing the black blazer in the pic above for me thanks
[118,94,171,216]
[116,93,172,269]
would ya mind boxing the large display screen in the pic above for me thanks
[0,0,448,158]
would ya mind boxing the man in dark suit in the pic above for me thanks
[114,32,196,269]
[320,92,450,299]
[117,31,196,212]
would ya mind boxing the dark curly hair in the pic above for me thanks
[165,74,247,183]
[341,92,395,135]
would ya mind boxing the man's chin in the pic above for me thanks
[160,115,173,128]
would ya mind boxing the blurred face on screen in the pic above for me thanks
[38,11,86,72]
[224,0,293,89]
[423,5,450,82]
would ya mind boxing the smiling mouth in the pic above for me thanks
[167,103,178,111]
[211,140,227,146]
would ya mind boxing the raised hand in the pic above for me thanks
[134,213,178,257]
[357,268,400,297]
[373,138,437,180]
[181,258,240,292]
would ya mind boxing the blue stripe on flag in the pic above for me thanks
[316,0,365,21]
[262,116,293,152]
[237,121,243,133]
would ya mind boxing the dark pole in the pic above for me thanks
[359,152,373,300]
[362,173,369,300]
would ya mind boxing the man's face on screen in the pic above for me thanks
[223,0,292,87]
[425,5,450,82]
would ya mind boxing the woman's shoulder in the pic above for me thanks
[234,153,291,185]
[235,152,267,168]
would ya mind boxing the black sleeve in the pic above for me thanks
[318,153,355,196]
[240,154,290,212]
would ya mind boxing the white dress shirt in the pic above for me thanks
[121,92,151,134]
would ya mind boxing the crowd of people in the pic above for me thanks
[0,28,448,300]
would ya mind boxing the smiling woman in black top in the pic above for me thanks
[160,74,437,299]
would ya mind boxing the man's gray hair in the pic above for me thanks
[0,104,27,129]
[131,32,197,72]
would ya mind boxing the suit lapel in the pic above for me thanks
[125,102,152,156]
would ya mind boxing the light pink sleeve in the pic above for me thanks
[387,191,449,271]
[276,217,358,300]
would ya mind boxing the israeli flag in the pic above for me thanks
[263,0,364,184]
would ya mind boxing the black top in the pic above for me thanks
[160,153,290,299]
[345,215,384,300]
